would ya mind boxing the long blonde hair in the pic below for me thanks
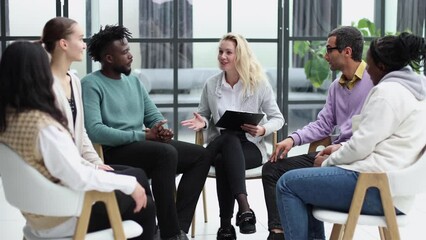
[221,33,267,95]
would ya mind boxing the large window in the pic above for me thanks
[0,0,424,142]
[80,0,281,142]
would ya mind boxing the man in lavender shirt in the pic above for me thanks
[262,26,374,240]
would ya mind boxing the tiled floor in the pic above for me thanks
[1,144,426,239]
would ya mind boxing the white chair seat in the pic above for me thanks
[313,208,408,227]
[84,220,143,240]
[207,165,263,179]
[23,220,142,240]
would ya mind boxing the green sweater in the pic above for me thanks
[81,71,165,146]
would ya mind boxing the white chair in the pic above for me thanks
[313,148,426,240]
[0,144,142,240]
[194,131,277,237]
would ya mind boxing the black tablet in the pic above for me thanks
[215,110,265,130]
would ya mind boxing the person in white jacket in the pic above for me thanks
[275,32,426,240]
[40,17,156,239]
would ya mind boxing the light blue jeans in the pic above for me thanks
[276,166,403,240]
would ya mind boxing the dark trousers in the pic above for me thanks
[103,140,211,238]
[261,152,317,230]
[207,131,262,220]
[88,165,156,240]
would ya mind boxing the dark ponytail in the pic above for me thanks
[369,32,426,72]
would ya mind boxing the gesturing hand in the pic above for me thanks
[181,112,206,131]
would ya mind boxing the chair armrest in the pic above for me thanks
[195,131,204,146]
[93,143,104,161]
[308,137,331,153]
[272,131,277,152]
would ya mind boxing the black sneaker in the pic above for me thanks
[217,226,236,240]
[267,231,285,240]
[236,209,256,234]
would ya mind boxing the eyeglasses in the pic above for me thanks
[326,47,339,54]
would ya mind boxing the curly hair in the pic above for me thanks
[87,25,132,62]
[369,32,426,72]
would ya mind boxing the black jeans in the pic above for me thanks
[261,152,317,231]
[207,131,262,220]
[103,140,211,238]
[88,165,156,240]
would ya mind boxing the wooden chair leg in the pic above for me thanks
[74,191,94,240]
[191,215,196,238]
[74,191,126,240]
[341,174,381,240]
[202,186,208,223]
[103,192,126,240]
[190,186,207,238]
[379,226,387,240]
[329,224,344,240]
[384,227,393,240]
[379,187,400,240]
[340,173,400,240]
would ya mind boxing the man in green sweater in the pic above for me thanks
[81,25,211,240]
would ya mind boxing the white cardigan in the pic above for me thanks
[198,72,285,162]
[52,72,103,166]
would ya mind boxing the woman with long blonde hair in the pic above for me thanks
[182,32,284,239]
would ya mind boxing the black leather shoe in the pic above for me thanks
[217,226,236,240]
[267,231,285,240]
[236,209,256,234]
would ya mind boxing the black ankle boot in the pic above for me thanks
[236,209,256,234]
[217,225,236,240]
